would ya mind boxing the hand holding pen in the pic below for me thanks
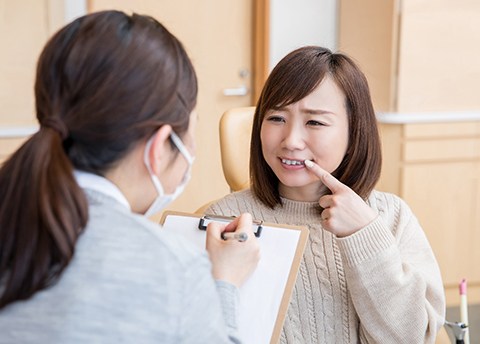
[206,213,260,287]
[221,231,249,242]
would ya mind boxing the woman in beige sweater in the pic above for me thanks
[207,46,445,343]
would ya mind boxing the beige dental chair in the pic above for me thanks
[219,106,255,192]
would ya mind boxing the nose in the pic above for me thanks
[282,123,306,151]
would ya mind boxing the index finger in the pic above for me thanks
[206,220,225,237]
[224,213,254,235]
[304,159,345,193]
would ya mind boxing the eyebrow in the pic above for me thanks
[272,106,334,114]
[300,108,335,116]
[270,106,336,117]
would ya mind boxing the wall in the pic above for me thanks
[269,0,338,69]
[65,0,87,22]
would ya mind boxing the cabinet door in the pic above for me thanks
[397,0,480,112]
[0,1,54,125]
[337,0,398,112]
[0,138,30,165]
[402,162,480,287]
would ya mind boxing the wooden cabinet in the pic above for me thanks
[0,137,30,164]
[0,1,65,160]
[339,0,480,308]
[338,0,480,113]
[378,120,480,307]
[0,0,66,126]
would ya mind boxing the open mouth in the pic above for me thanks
[281,158,306,166]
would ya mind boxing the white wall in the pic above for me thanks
[65,0,87,22]
[269,0,338,70]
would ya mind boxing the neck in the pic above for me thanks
[278,182,326,202]
[104,144,156,214]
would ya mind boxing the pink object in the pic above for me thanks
[459,278,467,295]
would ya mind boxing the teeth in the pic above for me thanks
[282,159,305,166]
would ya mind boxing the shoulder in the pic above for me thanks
[206,189,261,216]
[84,191,209,272]
[367,189,413,215]
[367,189,419,237]
[0,192,220,341]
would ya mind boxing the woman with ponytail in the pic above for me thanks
[0,10,259,343]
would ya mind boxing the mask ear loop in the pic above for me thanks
[143,135,165,194]
[170,132,194,165]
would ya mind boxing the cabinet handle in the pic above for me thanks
[223,86,248,97]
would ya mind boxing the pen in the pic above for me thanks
[221,232,248,242]
[459,278,470,344]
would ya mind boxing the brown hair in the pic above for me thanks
[0,10,197,308]
[250,46,381,208]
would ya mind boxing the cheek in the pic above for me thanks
[260,125,281,148]
[161,155,188,193]
[260,125,268,142]
[336,125,350,157]
[260,127,283,169]
[260,126,271,153]
[310,132,348,171]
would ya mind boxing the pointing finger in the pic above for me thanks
[304,159,344,193]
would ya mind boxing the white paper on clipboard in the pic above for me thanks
[160,211,308,344]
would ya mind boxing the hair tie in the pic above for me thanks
[41,117,69,140]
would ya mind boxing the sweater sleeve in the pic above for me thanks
[335,193,445,344]
[216,280,241,339]
[178,255,242,344]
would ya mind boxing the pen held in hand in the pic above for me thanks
[221,232,248,242]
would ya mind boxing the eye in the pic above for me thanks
[265,115,285,123]
[306,120,325,126]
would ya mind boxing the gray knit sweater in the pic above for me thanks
[0,189,240,343]
[207,189,445,344]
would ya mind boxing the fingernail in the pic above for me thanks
[304,159,314,168]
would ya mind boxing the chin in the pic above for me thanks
[278,177,318,189]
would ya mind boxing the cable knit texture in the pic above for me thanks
[207,189,446,344]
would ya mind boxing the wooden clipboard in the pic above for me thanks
[159,211,308,344]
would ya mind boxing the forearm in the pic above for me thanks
[337,219,445,343]
[179,259,242,344]
[215,280,241,343]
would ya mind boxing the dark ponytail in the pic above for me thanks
[0,10,197,308]
[0,126,88,308]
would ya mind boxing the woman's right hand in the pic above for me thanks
[206,213,260,288]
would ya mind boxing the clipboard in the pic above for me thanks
[159,211,308,344]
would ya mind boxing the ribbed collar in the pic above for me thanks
[278,197,322,223]
[74,170,131,211]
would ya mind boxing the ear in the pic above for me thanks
[148,125,173,175]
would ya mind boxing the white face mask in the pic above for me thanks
[143,131,194,216]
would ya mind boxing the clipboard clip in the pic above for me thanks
[198,214,263,238]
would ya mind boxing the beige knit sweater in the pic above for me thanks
[207,189,445,344]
